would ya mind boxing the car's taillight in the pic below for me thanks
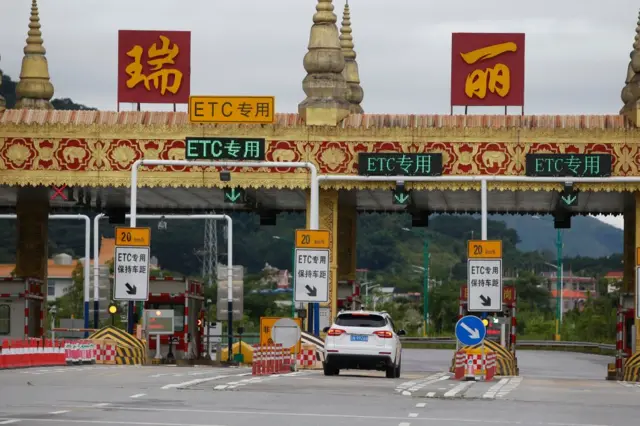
[327,328,345,336]
[374,330,393,338]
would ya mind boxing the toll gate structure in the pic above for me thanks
[1,0,640,379]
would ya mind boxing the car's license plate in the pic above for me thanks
[350,335,368,342]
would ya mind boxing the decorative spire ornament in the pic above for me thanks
[298,0,350,126]
[339,0,364,113]
[15,0,54,109]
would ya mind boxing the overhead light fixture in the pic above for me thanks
[157,216,167,231]
[220,171,231,182]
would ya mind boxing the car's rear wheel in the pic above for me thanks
[323,363,337,376]
[386,363,396,378]
[394,361,401,379]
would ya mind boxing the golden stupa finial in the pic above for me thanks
[298,0,350,126]
[0,55,6,112]
[15,0,54,110]
[340,0,363,114]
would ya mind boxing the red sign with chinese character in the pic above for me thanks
[450,33,525,107]
[117,30,191,104]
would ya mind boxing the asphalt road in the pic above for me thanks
[0,349,637,426]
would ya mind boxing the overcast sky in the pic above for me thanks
[2,0,636,230]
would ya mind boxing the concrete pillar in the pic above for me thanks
[635,193,640,353]
[306,189,339,327]
[15,186,49,337]
[623,202,636,293]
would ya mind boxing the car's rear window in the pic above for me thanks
[335,314,386,327]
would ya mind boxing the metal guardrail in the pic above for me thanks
[400,337,615,351]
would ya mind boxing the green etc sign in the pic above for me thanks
[358,153,443,207]
[525,154,612,178]
[185,137,265,160]
[525,153,613,209]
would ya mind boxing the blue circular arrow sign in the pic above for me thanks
[455,315,487,346]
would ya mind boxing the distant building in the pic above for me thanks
[603,271,623,293]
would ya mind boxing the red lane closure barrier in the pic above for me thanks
[252,344,292,376]
[0,338,97,370]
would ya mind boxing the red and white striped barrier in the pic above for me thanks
[453,350,467,380]
[252,344,292,376]
[63,340,97,364]
[0,338,66,369]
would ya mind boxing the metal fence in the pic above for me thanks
[400,337,615,351]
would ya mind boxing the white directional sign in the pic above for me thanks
[114,246,150,301]
[467,259,502,312]
[294,248,329,303]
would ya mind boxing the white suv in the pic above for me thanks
[322,310,405,378]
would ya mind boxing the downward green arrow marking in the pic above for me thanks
[394,193,410,204]
[226,188,242,202]
[561,195,576,205]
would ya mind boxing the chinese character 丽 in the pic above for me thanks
[125,35,183,95]
[461,42,517,99]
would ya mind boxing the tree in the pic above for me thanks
[53,261,84,319]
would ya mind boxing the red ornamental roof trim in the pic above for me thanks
[0,109,630,130]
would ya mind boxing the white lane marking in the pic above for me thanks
[496,377,522,398]
[92,403,110,407]
[161,372,251,389]
[426,392,435,397]
[0,419,225,426]
[617,380,640,388]
[41,405,614,426]
[482,378,509,399]
[399,423,411,426]
[49,411,69,415]
[408,413,418,418]
[395,372,449,395]
[416,403,426,408]
[443,381,474,398]
[130,394,146,399]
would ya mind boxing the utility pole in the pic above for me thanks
[555,229,563,341]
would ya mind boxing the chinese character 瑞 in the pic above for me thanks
[125,35,183,95]
[461,42,517,99]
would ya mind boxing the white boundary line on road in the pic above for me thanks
[396,372,450,396]
[33,404,614,426]
[443,381,474,398]
[161,373,251,390]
